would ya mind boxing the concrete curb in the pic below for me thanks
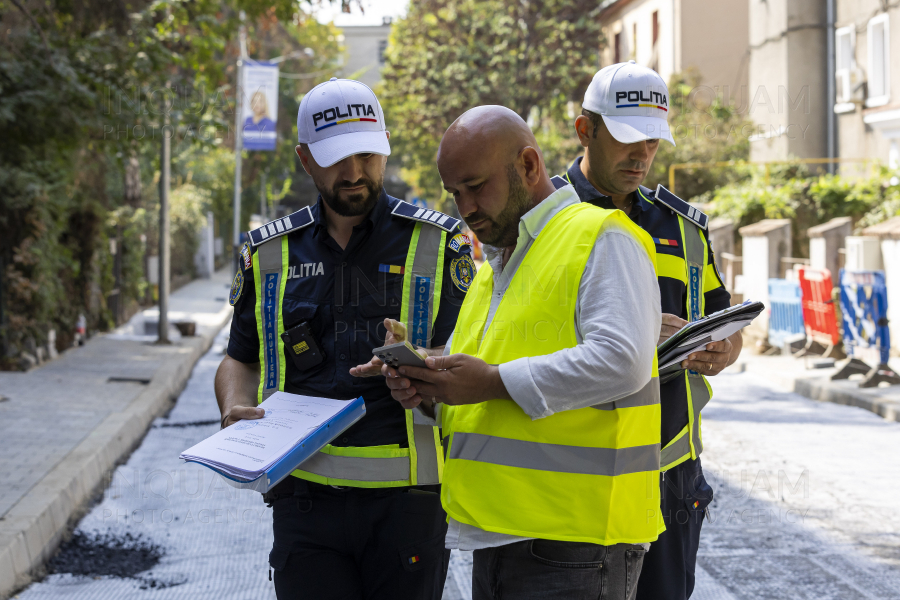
[792,377,900,422]
[0,307,231,599]
[739,359,900,423]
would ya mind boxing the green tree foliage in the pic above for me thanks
[644,70,753,199]
[379,0,603,205]
[702,165,900,258]
[0,0,343,366]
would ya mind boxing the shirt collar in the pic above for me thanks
[482,184,581,262]
[565,156,650,214]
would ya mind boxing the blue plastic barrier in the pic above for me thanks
[838,270,891,364]
[768,279,805,348]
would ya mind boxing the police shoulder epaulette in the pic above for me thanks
[248,206,314,247]
[391,201,461,233]
[653,184,708,230]
[550,175,569,190]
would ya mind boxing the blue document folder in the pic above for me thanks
[185,396,366,493]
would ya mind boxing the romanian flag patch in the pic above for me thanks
[240,241,253,272]
[379,264,405,274]
[408,555,420,564]
[653,238,679,247]
[693,500,700,509]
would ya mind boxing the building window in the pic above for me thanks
[378,39,388,65]
[835,25,856,111]
[652,11,659,46]
[614,31,622,63]
[866,14,890,107]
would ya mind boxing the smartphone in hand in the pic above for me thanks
[372,341,427,369]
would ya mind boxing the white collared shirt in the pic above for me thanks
[416,183,660,550]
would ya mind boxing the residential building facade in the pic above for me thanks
[338,20,392,88]
[747,0,899,170]
[598,0,749,104]
[747,0,829,162]
[834,0,900,171]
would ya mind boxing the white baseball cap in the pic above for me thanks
[297,77,390,167]
[582,61,675,146]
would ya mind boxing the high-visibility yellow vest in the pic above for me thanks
[441,202,665,545]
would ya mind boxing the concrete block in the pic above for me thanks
[844,236,882,270]
[0,532,29,579]
[808,216,851,276]
[863,218,900,355]
[19,517,42,566]
[740,219,792,335]
[708,218,735,258]
[0,546,16,599]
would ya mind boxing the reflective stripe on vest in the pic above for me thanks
[590,377,660,410]
[401,223,446,348]
[253,220,446,487]
[449,433,660,477]
[255,236,289,403]
[442,203,663,545]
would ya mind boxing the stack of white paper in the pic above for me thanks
[180,392,354,482]
[657,300,765,372]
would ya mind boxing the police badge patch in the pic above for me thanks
[448,232,472,253]
[229,271,244,306]
[450,255,476,292]
[240,242,253,272]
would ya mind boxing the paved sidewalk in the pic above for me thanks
[731,352,900,422]
[0,269,233,599]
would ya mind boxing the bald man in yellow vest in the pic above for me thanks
[382,105,665,600]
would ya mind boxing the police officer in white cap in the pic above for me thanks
[558,61,744,600]
[215,77,475,599]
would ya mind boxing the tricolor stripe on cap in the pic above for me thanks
[315,117,378,132]
[616,103,668,111]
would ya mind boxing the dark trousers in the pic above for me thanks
[473,539,646,600]
[635,457,713,600]
[267,478,450,600]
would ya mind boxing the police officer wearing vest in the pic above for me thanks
[214,78,475,599]
[384,105,664,600]
[561,62,744,600]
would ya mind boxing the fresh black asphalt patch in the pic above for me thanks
[49,530,163,579]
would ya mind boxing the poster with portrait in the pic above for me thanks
[241,62,279,151]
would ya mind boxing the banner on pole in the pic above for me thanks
[241,62,279,151]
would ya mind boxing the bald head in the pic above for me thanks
[439,105,539,165]
[437,105,556,249]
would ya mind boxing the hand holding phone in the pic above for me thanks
[372,341,427,369]
[350,319,412,378]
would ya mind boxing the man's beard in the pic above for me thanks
[467,163,531,247]
[319,176,383,217]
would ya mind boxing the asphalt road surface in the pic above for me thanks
[18,327,900,599]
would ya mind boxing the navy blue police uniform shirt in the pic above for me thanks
[227,192,472,448]
[565,157,731,447]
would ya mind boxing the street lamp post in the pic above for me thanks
[158,85,171,345]
[231,26,313,267]
[231,10,247,274]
